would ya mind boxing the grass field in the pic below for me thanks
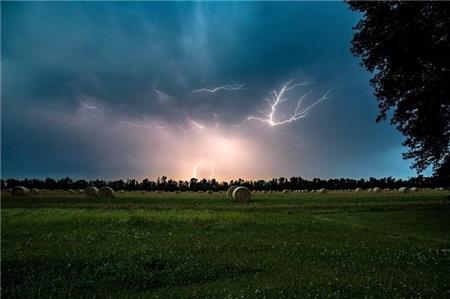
[2,190,450,298]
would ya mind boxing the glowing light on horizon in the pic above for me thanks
[192,160,215,179]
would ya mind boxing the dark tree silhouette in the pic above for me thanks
[2,175,449,192]
[348,1,450,175]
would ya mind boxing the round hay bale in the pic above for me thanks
[372,187,382,193]
[399,187,409,193]
[232,186,251,202]
[30,188,40,195]
[318,188,327,194]
[98,187,114,198]
[355,187,363,192]
[409,187,419,192]
[67,189,75,194]
[12,186,30,196]
[85,186,99,197]
[227,185,238,199]
[282,189,290,194]
[206,190,213,194]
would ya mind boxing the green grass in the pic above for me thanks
[2,190,450,298]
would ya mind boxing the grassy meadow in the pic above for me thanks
[2,190,450,298]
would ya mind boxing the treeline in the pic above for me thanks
[1,175,449,192]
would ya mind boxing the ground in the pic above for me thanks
[2,190,450,298]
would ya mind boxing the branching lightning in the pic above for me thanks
[241,79,331,127]
[192,83,245,94]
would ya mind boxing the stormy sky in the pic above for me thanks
[1,1,422,180]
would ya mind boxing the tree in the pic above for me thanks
[348,1,450,175]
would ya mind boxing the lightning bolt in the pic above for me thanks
[189,119,206,131]
[118,120,186,131]
[191,83,245,94]
[120,117,213,132]
[192,160,215,179]
[77,96,98,110]
[153,88,163,96]
[241,79,331,127]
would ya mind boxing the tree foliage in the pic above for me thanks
[2,175,449,191]
[348,1,450,175]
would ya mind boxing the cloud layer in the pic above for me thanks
[1,2,418,180]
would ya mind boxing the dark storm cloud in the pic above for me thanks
[1,1,420,179]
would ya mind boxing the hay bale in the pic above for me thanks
[30,188,40,195]
[232,186,251,202]
[227,185,238,199]
[282,189,290,194]
[12,186,29,196]
[399,187,408,193]
[409,187,419,192]
[355,187,363,192]
[317,188,327,193]
[98,187,114,198]
[372,187,382,193]
[85,186,99,197]
[206,190,213,194]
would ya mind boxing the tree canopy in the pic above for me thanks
[348,1,450,176]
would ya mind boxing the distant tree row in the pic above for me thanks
[1,175,449,192]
